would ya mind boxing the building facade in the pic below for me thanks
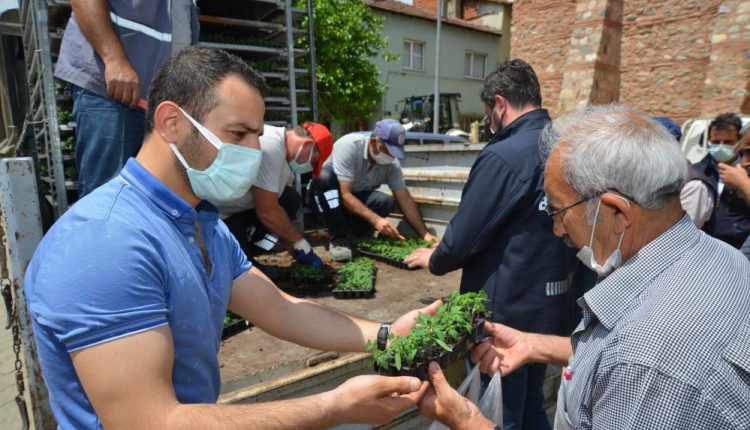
[510,0,750,122]
[369,0,506,128]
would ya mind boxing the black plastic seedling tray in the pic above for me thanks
[332,270,377,299]
[222,319,251,340]
[355,248,417,270]
[374,318,486,380]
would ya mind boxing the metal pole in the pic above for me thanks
[432,0,442,134]
[306,0,319,122]
[285,0,304,228]
[0,157,56,429]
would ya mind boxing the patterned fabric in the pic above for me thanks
[741,235,750,261]
[555,215,750,429]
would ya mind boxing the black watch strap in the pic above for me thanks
[377,322,391,350]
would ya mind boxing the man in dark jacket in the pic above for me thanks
[406,59,571,429]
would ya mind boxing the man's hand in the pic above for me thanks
[418,362,495,430]
[374,217,405,240]
[328,375,427,425]
[470,321,532,376]
[404,247,435,269]
[292,249,323,269]
[719,163,750,190]
[292,239,323,269]
[424,232,440,245]
[391,300,442,337]
[104,57,140,107]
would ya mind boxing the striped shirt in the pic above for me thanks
[555,215,750,429]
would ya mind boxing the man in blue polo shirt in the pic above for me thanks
[406,59,572,429]
[25,47,434,429]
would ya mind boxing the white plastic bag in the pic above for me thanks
[427,365,503,430]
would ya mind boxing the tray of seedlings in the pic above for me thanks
[332,258,377,299]
[356,237,433,270]
[278,264,335,296]
[367,291,488,380]
[222,311,252,340]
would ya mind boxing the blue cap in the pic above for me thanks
[652,116,682,142]
[373,119,406,159]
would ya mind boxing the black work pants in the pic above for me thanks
[307,166,395,240]
[224,186,301,258]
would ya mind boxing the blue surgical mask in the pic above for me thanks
[170,107,261,204]
[708,144,735,163]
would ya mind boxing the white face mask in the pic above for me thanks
[575,196,629,277]
[170,107,262,204]
[369,146,395,165]
[288,143,314,174]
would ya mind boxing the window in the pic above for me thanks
[403,40,424,71]
[464,52,486,79]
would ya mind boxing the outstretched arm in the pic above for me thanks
[339,180,403,239]
[229,267,441,352]
[392,187,438,243]
[72,326,427,429]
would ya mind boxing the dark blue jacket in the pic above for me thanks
[429,109,572,335]
[691,155,750,249]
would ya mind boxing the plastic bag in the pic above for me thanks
[427,365,503,430]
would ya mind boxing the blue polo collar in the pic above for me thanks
[119,158,213,223]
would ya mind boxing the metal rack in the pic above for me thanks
[18,0,69,219]
[197,0,318,127]
[13,0,319,221]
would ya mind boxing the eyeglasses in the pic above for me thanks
[545,189,636,218]
[738,148,750,158]
[544,194,598,218]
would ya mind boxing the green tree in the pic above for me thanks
[299,0,397,124]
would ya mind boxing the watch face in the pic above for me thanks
[377,323,390,350]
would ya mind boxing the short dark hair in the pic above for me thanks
[145,46,269,134]
[708,113,742,138]
[292,124,311,139]
[480,59,542,109]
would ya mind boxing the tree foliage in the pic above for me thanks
[299,0,396,124]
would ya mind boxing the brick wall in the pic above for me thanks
[510,0,750,122]
[511,0,577,114]
[462,0,481,19]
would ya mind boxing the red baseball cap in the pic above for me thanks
[303,122,333,176]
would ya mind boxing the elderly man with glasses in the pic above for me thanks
[419,104,750,430]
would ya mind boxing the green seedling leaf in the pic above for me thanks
[435,338,453,352]
[359,237,432,261]
[334,258,375,291]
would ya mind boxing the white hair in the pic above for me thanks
[541,104,688,221]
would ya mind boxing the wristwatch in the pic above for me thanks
[377,322,391,350]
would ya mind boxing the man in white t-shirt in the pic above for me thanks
[221,122,333,268]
